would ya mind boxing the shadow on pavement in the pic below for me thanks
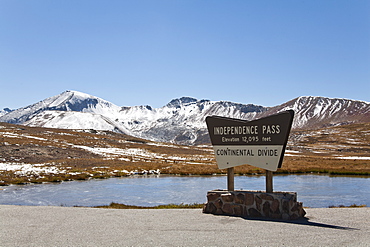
[216,214,359,230]
[261,217,360,231]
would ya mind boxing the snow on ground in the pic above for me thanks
[73,145,166,160]
[284,153,300,156]
[1,132,48,141]
[284,150,302,156]
[335,156,370,160]
[0,163,66,175]
[72,144,204,164]
[146,142,188,149]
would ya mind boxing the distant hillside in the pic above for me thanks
[0,121,369,185]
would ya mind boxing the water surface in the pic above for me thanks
[0,175,368,208]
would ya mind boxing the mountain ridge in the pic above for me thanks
[0,90,369,145]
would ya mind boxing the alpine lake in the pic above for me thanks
[0,174,369,208]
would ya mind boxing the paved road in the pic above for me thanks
[1,205,369,246]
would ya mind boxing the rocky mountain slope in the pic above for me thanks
[1,90,369,145]
[258,96,370,130]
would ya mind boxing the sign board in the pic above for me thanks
[206,110,294,171]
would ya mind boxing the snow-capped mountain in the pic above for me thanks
[0,90,369,145]
[118,97,267,144]
[0,90,122,124]
[257,96,370,130]
[0,108,12,118]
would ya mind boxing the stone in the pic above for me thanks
[235,193,245,204]
[270,213,282,219]
[255,196,262,211]
[263,201,270,217]
[270,199,280,213]
[245,193,254,206]
[260,193,274,201]
[204,190,305,220]
[207,192,220,202]
[282,200,289,213]
[284,193,295,201]
[255,195,262,204]
[256,202,261,212]
[296,202,306,217]
[202,204,207,212]
[291,203,298,212]
[248,208,262,217]
[233,204,243,216]
[290,213,299,220]
[216,207,223,215]
[301,208,307,217]
[222,203,233,215]
[282,213,290,220]
[204,202,217,214]
[221,193,234,203]
[214,198,223,209]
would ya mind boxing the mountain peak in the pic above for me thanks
[0,90,121,124]
[166,97,199,108]
[0,108,13,118]
[63,90,101,98]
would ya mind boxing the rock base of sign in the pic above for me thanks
[203,190,306,220]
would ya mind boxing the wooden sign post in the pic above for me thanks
[227,167,234,191]
[206,110,294,192]
[266,170,273,193]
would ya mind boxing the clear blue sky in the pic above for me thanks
[1,0,369,109]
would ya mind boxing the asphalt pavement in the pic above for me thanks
[1,205,369,246]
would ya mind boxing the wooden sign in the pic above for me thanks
[206,110,294,172]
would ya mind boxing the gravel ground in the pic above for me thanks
[0,205,369,246]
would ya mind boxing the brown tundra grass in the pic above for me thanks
[0,122,369,185]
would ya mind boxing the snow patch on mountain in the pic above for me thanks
[0,108,12,118]
[115,97,267,143]
[258,96,370,130]
[24,110,128,133]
